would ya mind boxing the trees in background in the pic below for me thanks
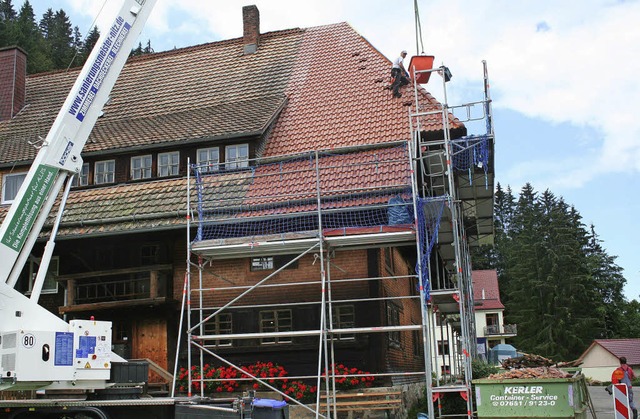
[0,0,153,74]
[473,183,635,361]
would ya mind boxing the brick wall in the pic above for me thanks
[0,47,26,121]
[379,246,425,377]
[192,249,370,307]
[177,243,425,379]
[242,5,260,54]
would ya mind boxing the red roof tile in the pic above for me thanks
[0,20,460,238]
[592,339,640,366]
[246,146,411,205]
[472,269,504,310]
[264,23,458,156]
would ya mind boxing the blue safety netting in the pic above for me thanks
[450,135,489,187]
[415,196,447,302]
[192,145,415,242]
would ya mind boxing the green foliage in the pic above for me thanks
[486,182,632,362]
[0,1,151,74]
[407,360,497,417]
[619,299,640,338]
[472,359,499,379]
[176,361,375,404]
[130,39,153,57]
[81,26,100,62]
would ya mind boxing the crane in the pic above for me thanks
[0,0,156,392]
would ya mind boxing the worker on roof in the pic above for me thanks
[612,356,637,419]
[390,50,410,98]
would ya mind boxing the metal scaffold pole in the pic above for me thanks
[409,137,436,419]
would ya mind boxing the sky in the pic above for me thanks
[30,0,640,300]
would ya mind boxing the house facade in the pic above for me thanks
[0,5,494,414]
[472,269,517,359]
[577,339,640,382]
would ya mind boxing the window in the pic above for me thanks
[485,313,500,334]
[250,255,298,271]
[204,313,233,347]
[485,313,499,327]
[71,163,89,187]
[28,256,59,295]
[95,160,115,184]
[259,309,292,344]
[251,257,274,271]
[140,244,160,265]
[158,151,179,177]
[225,144,248,169]
[332,305,355,340]
[386,303,401,346]
[384,247,395,275]
[409,274,419,296]
[131,155,152,180]
[197,147,220,173]
[112,320,131,343]
[2,172,27,204]
[437,340,450,355]
[413,329,422,356]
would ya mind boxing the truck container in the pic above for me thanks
[473,375,589,419]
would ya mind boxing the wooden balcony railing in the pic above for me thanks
[57,264,173,314]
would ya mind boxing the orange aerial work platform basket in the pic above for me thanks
[408,55,435,84]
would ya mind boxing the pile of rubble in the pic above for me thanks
[488,367,572,380]
[486,353,576,380]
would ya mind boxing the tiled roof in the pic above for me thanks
[592,339,640,366]
[193,145,413,241]
[264,23,457,156]
[44,178,191,238]
[247,146,411,205]
[472,269,504,310]
[0,29,302,164]
[0,20,459,237]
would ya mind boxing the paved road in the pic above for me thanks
[588,385,637,418]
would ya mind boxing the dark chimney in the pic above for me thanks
[0,47,27,121]
[242,5,260,55]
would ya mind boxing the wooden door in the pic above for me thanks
[132,317,168,383]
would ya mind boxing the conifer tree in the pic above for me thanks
[585,225,626,338]
[38,8,53,39]
[0,0,17,45]
[81,25,100,62]
[496,185,628,360]
[46,10,74,69]
[14,0,50,73]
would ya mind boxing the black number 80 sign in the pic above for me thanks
[22,333,35,348]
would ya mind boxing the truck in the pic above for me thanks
[0,1,269,418]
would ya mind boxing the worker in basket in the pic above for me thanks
[612,356,638,419]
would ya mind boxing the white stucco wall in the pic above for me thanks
[580,344,638,382]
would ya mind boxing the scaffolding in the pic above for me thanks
[410,60,495,418]
[177,61,494,419]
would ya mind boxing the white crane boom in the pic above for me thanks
[0,0,156,391]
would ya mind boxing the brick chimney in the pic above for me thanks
[242,5,260,55]
[0,46,27,121]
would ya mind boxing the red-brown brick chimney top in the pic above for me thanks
[243,5,260,55]
[0,46,27,121]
